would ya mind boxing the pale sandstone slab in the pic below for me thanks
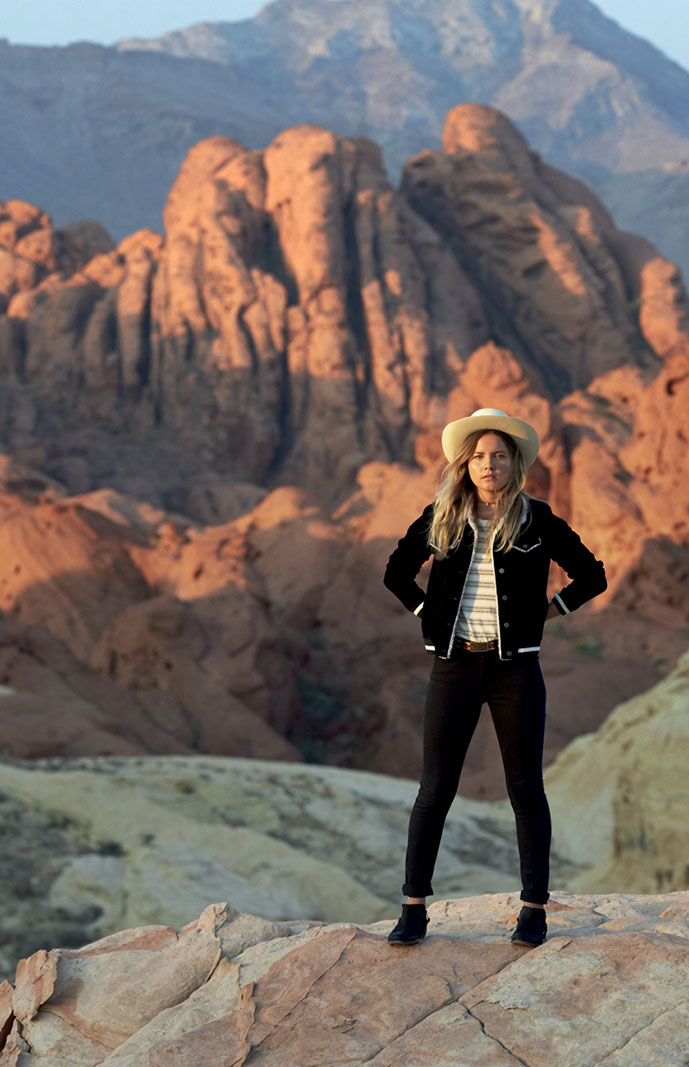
[22,920,221,1052]
[413,894,610,944]
[547,652,689,894]
[4,896,689,1065]
[0,759,393,937]
[14,1011,107,1065]
[147,1015,250,1067]
[100,959,248,1067]
[228,927,515,1065]
[597,998,689,1066]
[67,926,323,1066]
[0,982,13,1048]
[462,931,689,1067]
[11,953,57,1025]
[368,1001,521,1066]
[99,924,517,1066]
[0,1018,30,1066]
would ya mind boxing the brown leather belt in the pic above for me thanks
[453,638,498,653]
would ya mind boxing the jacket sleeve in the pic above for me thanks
[546,510,607,615]
[383,504,434,613]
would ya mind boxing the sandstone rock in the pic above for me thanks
[12,951,58,1026]
[0,198,113,315]
[19,917,221,1055]
[2,892,689,1064]
[0,757,399,957]
[0,120,481,499]
[0,982,12,1047]
[52,219,115,278]
[89,594,300,758]
[405,105,654,395]
[0,485,304,763]
[546,648,689,893]
[0,498,149,661]
[461,924,689,1067]
[0,617,196,760]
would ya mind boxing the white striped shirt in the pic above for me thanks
[454,519,498,641]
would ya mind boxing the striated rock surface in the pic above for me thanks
[1,893,689,1064]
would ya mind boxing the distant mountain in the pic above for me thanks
[2,0,689,275]
[117,0,689,175]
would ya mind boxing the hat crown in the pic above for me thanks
[441,408,540,467]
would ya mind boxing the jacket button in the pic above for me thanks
[503,621,510,628]
[506,650,512,656]
[498,568,505,574]
[501,595,508,601]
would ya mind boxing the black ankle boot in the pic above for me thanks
[511,905,547,946]
[388,904,429,945]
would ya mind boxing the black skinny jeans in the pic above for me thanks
[403,650,551,904]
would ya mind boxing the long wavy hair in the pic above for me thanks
[429,429,528,558]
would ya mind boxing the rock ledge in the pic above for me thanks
[2,892,688,1064]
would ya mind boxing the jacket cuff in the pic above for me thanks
[553,592,570,616]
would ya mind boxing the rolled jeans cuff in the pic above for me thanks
[520,889,550,905]
[402,881,434,897]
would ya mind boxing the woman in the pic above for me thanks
[383,408,607,947]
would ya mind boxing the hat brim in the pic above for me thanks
[442,414,540,467]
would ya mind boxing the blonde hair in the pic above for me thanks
[429,429,528,558]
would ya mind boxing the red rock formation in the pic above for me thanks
[0,482,300,762]
[0,105,687,787]
[0,198,113,312]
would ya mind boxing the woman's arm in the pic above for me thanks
[383,504,434,613]
[546,511,607,615]
[544,600,561,621]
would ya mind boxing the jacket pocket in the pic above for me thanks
[513,537,542,553]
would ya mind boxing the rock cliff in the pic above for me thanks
[2,106,689,532]
[1,894,688,1064]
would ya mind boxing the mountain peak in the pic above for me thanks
[3,0,689,276]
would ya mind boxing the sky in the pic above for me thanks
[2,0,688,72]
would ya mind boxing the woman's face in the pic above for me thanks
[467,432,514,496]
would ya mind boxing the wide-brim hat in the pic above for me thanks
[441,408,540,468]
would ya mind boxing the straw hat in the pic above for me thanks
[441,408,540,467]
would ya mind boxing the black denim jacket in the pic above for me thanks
[383,496,607,660]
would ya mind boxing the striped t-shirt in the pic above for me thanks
[453,519,498,641]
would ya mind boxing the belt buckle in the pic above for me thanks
[464,638,496,652]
